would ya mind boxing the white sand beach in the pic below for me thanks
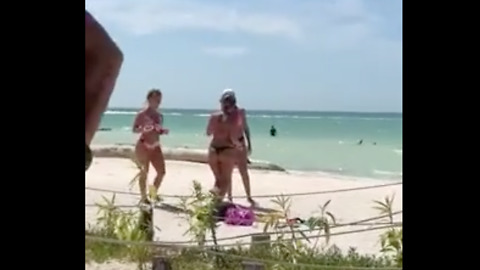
[86,156,402,267]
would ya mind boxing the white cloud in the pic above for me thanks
[86,0,400,51]
[202,46,248,57]
[288,0,385,50]
[86,0,302,40]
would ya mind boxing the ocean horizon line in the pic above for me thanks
[107,107,402,115]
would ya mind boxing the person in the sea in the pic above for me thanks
[270,125,277,137]
[132,89,169,203]
[85,10,123,171]
[219,90,255,205]
[207,90,246,201]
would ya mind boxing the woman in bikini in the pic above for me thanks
[132,89,169,203]
[221,90,255,205]
[85,10,123,170]
[207,91,245,200]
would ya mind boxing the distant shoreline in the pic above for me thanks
[96,109,402,181]
[91,144,401,182]
[105,107,403,115]
[91,144,287,172]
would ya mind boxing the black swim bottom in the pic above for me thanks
[210,145,234,154]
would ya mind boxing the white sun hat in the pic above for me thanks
[220,88,236,101]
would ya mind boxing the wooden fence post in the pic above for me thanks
[139,204,154,241]
[250,233,271,249]
[242,261,265,270]
[152,256,172,270]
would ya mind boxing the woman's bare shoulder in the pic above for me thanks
[238,108,246,114]
[210,110,222,117]
[136,108,148,116]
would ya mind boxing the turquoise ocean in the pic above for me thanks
[94,108,402,181]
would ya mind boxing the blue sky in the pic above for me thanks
[87,0,402,112]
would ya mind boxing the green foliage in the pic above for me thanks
[178,180,219,247]
[128,157,145,190]
[169,245,393,270]
[380,228,402,267]
[85,181,401,270]
[306,199,337,248]
[373,194,395,223]
[256,195,337,267]
[373,194,402,267]
[85,194,152,269]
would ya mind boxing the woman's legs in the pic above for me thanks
[208,149,222,195]
[215,149,236,199]
[227,162,235,202]
[135,142,150,201]
[236,148,254,204]
[149,146,166,193]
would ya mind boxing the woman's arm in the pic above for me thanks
[241,109,252,153]
[206,114,217,136]
[85,11,124,145]
[132,112,144,133]
[159,113,164,126]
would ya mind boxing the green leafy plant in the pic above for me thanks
[178,180,219,247]
[128,157,145,190]
[373,194,402,267]
[86,194,152,270]
[306,199,337,249]
[85,181,400,270]
[259,195,301,266]
[256,195,336,268]
[373,194,395,223]
[380,228,402,267]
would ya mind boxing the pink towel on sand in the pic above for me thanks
[224,205,255,226]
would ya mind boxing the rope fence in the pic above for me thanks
[86,223,401,248]
[193,211,403,245]
[85,205,401,245]
[85,203,138,208]
[85,181,403,269]
[89,236,403,270]
[86,223,402,269]
[85,181,402,199]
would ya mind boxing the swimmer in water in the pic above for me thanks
[85,10,123,170]
[270,125,277,137]
[207,90,245,201]
[357,139,363,145]
[132,89,169,203]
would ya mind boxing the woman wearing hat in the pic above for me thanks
[221,90,255,205]
[206,90,245,199]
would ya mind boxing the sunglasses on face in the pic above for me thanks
[221,96,236,107]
